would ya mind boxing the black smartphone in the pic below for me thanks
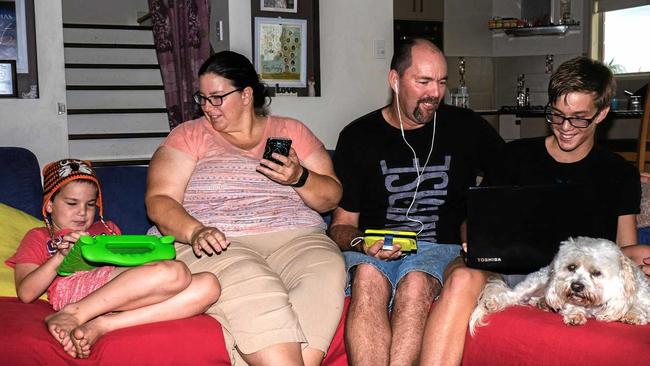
[262,137,292,165]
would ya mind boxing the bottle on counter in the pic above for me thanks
[525,88,530,107]
[451,86,469,109]
[560,0,571,24]
[516,74,526,107]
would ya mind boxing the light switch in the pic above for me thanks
[216,20,223,42]
[374,39,386,59]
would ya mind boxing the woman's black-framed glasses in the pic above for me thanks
[193,88,243,107]
[544,103,600,129]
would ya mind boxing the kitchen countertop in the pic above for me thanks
[475,107,644,119]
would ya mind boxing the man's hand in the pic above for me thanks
[642,257,650,278]
[640,172,650,183]
[363,239,403,260]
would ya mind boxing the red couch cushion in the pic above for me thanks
[5,295,650,366]
[0,296,349,366]
[0,296,230,365]
[463,305,650,366]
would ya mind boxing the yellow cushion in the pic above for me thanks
[0,203,43,297]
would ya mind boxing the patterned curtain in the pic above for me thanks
[149,0,211,129]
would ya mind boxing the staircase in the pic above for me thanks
[63,23,169,165]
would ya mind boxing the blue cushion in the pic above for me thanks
[0,147,43,218]
[637,227,650,245]
[95,166,151,235]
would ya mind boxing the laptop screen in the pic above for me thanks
[466,184,605,274]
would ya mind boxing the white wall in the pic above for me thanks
[62,0,148,25]
[0,0,68,167]
[229,0,394,148]
[0,0,392,168]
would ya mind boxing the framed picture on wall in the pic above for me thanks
[254,17,307,87]
[0,60,18,97]
[0,0,28,74]
[260,0,297,13]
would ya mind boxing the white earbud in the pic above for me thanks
[394,80,399,93]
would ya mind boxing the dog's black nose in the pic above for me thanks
[570,282,584,293]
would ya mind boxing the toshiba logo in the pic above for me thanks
[477,257,502,262]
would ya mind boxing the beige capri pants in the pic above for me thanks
[175,227,346,364]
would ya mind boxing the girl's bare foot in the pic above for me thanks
[70,316,110,359]
[45,312,80,357]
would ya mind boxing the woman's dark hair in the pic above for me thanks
[548,56,616,111]
[198,51,271,116]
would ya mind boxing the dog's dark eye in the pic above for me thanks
[590,270,602,277]
[567,264,577,271]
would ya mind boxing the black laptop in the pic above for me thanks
[465,184,604,274]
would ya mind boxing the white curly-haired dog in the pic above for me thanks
[469,237,650,335]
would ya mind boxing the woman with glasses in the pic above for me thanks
[145,51,345,366]
[420,56,650,366]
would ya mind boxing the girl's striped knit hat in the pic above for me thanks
[41,159,105,231]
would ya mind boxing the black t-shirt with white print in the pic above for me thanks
[501,137,640,241]
[334,104,505,244]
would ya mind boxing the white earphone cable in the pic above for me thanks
[394,83,436,236]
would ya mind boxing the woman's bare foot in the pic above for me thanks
[70,316,110,359]
[44,312,80,357]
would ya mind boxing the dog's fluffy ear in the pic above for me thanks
[620,254,638,299]
[544,266,564,311]
[596,252,637,321]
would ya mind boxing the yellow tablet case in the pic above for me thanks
[363,229,417,252]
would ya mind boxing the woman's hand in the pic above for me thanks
[257,145,341,213]
[190,226,230,257]
[256,148,304,186]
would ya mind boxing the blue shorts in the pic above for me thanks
[344,241,460,309]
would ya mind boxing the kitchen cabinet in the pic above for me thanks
[496,115,548,141]
[444,0,587,57]
[443,0,492,56]
[394,0,443,21]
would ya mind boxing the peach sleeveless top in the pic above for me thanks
[161,116,326,237]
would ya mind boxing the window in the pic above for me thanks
[601,5,650,74]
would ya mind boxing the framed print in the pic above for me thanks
[254,17,307,87]
[0,0,28,73]
[260,0,297,13]
[0,60,17,97]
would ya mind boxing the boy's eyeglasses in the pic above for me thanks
[193,88,243,107]
[544,103,600,129]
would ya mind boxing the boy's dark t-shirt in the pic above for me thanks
[501,137,640,241]
[334,104,505,244]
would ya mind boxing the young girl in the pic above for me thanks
[5,159,221,359]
